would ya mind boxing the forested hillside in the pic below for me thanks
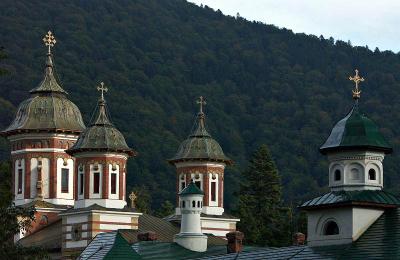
[1,0,400,210]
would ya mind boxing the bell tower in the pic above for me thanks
[1,31,85,207]
[168,97,239,237]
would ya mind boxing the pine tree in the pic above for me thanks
[155,200,174,218]
[235,145,289,246]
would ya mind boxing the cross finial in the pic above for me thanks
[97,82,108,101]
[196,96,206,114]
[129,191,137,208]
[349,69,365,100]
[42,31,57,54]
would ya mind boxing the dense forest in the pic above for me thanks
[1,0,400,211]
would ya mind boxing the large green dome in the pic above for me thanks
[1,54,85,136]
[320,103,392,154]
[67,95,135,157]
[168,109,232,164]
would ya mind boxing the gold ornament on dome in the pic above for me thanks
[129,191,137,208]
[349,69,364,100]
[42,31,56,54]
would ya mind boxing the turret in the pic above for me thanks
[66,82,136,209]
[174,180,207,252]
[1,31,85,206]
[168,97,232,216]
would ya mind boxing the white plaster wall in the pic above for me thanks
[180,194,203,234]
[328,151,385,191]
[14,159,25,201]
[307,207,384,246]
[42,158,50,198]
[56,158,74,199]
[108,164,119,199]
[66,214,88,225]
[30,158,38,198]
[90,164,103,199]
[65,240,87,249]
[352,207,384,240]
[100,214,130,223]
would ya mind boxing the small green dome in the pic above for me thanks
[168,111,232,164]
[67,95,135,156]
[179,180,204,196]
[320,103,392,154]
[1,54,85,136]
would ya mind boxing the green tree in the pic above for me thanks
[155,200,174,218]
[235,145,289,246]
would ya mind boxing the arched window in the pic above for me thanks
[369,169,376,180]
[182,201,186,208]
[192,201,196,207]
[334,169,341,181]
[324,221,339,236]
[197,201,200,208]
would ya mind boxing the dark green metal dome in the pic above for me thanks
[1,54,85,136]
[320,102,392,154]
[179,180,204,196]
[168,106,232,164]
[67,93,136,156]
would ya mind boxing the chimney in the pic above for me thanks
[137,231,158,241]
[292,232,306,246]
[226,231,244,254]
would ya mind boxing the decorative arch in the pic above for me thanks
[323,221,340,235]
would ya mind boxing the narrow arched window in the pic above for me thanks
[324,221,339,235]
[369,169,376,180]
[334,169,341,181]
[182,201,185,208]
[197,201,200,208]
[192,201,196,207]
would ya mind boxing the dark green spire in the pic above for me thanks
[168,97,232,164]
[67,83,136,156]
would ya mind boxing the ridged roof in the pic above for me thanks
[168,103,232,164]
[67,92,136,156]
[299,190,400,209]
[1,53,85,136]
[320,102,392,154]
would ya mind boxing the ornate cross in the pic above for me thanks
[97,82,108,100]
[349,69,364,100]
[42,31,57,54]
[196,96,206,113]
[129,191,137,208]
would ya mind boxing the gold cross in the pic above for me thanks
[42,31,57,54]
[129,191,137,208]
[349,69,364,99]
[97,82,108,100]
[196,96,206,113]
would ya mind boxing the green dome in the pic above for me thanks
[168,110,232,164]
[320,103,392,154]
[1,54,85,136]
[179,180,204,196]
[67,96,135,156]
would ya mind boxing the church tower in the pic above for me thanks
[168,97,239,238]
[66,82,136,209]
[1,31,85,208]
[61,83,140,258]
[300,70,399,246]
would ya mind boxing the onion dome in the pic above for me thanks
[320,70,392,155]
[1,31,85,136]
[179,180,204,196]
[168,96,232,164]
[67,83,136,157]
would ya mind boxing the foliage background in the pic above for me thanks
[1,0,400,210]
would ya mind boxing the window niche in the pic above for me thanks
[334,169,341,181]
[323,221,339,236]
[368,169,377,181]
